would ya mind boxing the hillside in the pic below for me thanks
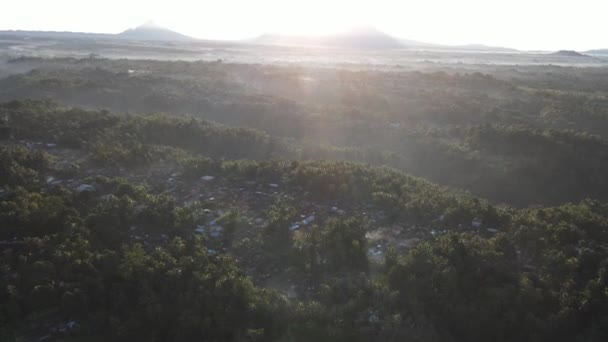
[2,100,608,341]
[3,58,608,206]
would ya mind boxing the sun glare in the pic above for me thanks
[1,0,607,50]
[162,0,368,39]
[262,1,366,36]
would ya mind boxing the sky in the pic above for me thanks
[0,0,606,51]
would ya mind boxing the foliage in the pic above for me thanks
[2,61,608,341]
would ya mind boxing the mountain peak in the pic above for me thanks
[118,21,192,42]
[552,50,589,57]
[138,20,161,29]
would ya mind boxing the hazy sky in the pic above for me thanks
[1,0,606,51]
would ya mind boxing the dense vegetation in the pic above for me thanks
[2,58,608,207]
[1,99,608,341]
[2,59,608,208]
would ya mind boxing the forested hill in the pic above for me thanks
[1,100,608,341]
[2,58,608,206]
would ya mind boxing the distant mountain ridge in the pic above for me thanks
[0,30,111,40]
[117,21,193,41]
[0,24,521,51]
[0,22,193,42]
[551,50,589,57]
[253,27,404,49]
[586,49,608,55]
[252,27,520,52]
